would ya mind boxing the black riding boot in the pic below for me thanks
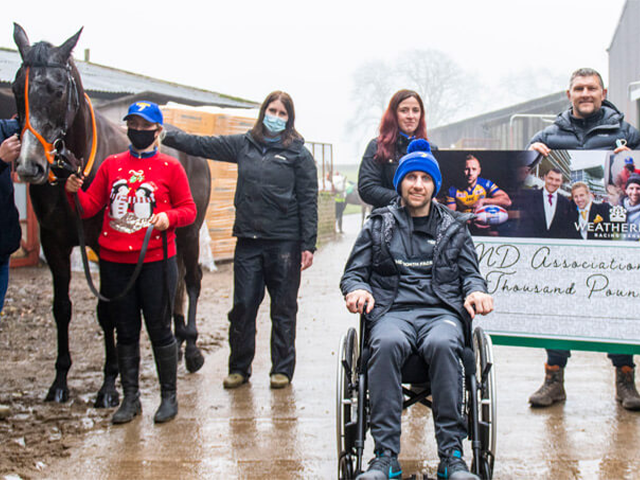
[153,340,178,424]
[112,344,142,424]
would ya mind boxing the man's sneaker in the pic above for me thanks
[356,449,402,479]
[437,449,479,480]
[616,366,640,411]
[528,363,566,407]
[223,373,247,389]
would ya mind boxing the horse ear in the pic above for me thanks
[13,23,31,60]
[56,27,83,62]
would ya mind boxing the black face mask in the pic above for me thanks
[127,128,157,150]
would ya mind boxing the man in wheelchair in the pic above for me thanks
[340,140,493,480]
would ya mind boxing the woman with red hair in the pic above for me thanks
[358,90,430,208]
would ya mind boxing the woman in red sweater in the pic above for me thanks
[66,101,196,425]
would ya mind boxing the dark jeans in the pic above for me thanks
[0,256,8,313]
[228,238,301,379]
[546,349,634,368]
[99,258,177,348]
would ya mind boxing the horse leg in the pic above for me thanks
[179,231,205,373]
[173,257,187,361]
[41,233,73,403]
[94,299,119,408]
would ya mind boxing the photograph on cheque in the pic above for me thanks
[435,149,640,243]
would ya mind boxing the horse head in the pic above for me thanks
[12,23,85,184]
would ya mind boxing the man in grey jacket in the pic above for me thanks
[340,140,493,480]
[528,68,640,153]
[527,68,640,411]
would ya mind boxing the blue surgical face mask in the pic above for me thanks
[263,114,287,134]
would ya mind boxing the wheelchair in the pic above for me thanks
[336,315,496,480]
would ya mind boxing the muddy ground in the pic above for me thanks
[0,262,232,480]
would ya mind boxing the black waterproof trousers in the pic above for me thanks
[368,308,466,458]
[228,238,301,379]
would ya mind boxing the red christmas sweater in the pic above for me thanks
[72,149,197,263]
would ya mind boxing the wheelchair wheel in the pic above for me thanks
[472,326,497,480]
[336,327,359,480]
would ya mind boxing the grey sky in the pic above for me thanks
[3,0,628,163]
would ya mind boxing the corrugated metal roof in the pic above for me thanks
[0,47,258,109]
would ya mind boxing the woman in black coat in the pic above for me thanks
[358,90,433,209]
[162,91,318,390]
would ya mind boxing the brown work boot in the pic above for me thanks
[529,364,566,407]
[615,366,640,411]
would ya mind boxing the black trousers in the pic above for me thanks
[335,200,347,232]
[228,238,301,379]
[100,258,177,348]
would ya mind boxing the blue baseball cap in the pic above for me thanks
[393,139,442,197]
[624,156,634,165]
[123,101,163,125]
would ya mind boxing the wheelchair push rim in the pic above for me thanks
[336,327,359,479]
[472,326,497,479]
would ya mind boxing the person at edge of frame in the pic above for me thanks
[66,101,197,424]
[622,174,640,241]
[341,139,493,480]
[161,91,318,390]
[0,119,21,314]
[526,67,640,411]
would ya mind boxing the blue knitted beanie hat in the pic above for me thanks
[393,139,442,197]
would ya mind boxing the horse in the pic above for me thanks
[12,23,210,407]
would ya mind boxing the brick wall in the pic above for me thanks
[317,192,336,247]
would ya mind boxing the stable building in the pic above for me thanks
[608,0,640,129]
[429,92,568,151]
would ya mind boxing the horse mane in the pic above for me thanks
[24,41,83,87]
[23,41,55,65]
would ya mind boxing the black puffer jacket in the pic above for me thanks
[0,119,21,262]
[340,201,487,327]
[527,100,640,150]
[164,131,318,252]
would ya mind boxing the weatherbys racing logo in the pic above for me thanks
[573,205,639,240]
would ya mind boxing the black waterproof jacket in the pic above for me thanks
[163,131,318,252]
[340,201,487,329]
[0,119,21,262]
[527,100,640,150]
